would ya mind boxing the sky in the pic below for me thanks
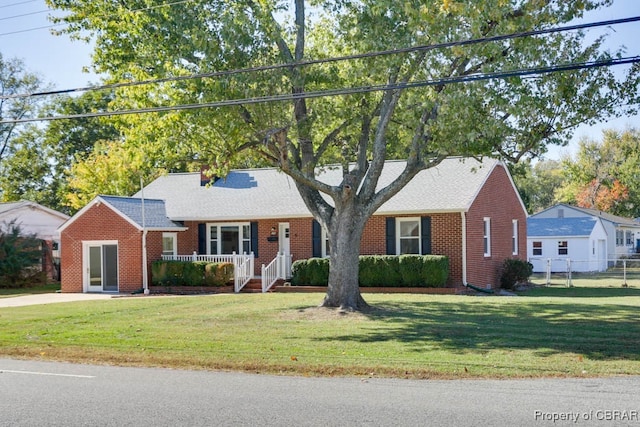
[1,0,638,161]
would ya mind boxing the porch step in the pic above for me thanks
[239,278,286,293]
[240,278,264,293]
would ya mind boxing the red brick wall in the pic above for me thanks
[181,215,465,285]
[361,214,463,286]
[61,202,147,293]
[465,164,527,288]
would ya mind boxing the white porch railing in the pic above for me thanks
[161,252,254,292]
[261,252,292,293]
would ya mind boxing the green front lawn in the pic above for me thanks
[0,283,60,298]
[1,290,639,379]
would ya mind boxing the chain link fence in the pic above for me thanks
[529,258,640,287]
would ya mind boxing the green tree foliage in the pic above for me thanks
[0,91,120,213]
[0,53,45,175]
[47,0,639,309]
[557,128,640,217]
[0,220,42,287]
[511,159,564,214]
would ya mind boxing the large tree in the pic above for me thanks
[48,0,638,310]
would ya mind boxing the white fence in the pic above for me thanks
[530,257,640,287]
[161,252,254,292]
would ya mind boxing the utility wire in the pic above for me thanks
[0,0,38,9]
[0,23,57,36]
[0,0,195,36]
[2,15,639,101]
[0,8,48,21]
[2,55,637,125]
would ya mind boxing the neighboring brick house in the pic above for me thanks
[0,200,69,281]
[59,157,528,293]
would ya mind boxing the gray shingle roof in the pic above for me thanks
[527,217,598,237]
[139,157,506,221]
[565,205,640,227]
[100,196,184,230]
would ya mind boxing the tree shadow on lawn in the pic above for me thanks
[519,286,640,298]
[316,299,640,361]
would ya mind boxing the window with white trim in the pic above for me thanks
[207,223,251,254]
[558,241,568,256]
[532,241,542,256]
[616,229,624,246]
[626,231,634,246]
[162,233,177,256]
[512,219,518,255]
[483,217,491,257]
[321,227,330,257]
[397,218,421,255]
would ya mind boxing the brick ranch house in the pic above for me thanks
[58,157,528,293]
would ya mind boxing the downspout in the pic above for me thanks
[141,176,149,295]
[461,211,467,285]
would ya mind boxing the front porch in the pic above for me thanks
[160,252,292,293]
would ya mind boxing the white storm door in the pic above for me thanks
[85,242,119,292]
[278,223,291,278]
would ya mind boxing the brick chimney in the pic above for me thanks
[200,165,211,186]
[200,165,219,186]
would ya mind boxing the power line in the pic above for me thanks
[0,23,58,36]
[2,15,639,101]
[0,8,48,21]
[2,55,637,125]
[0,0,38,9]
[0,0,196,37]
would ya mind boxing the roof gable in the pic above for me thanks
[0,200,69,222]
[0,200,70,240]
[531,203,640,228]
[59,195,186,233]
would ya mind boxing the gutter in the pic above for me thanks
[461,212,467,285]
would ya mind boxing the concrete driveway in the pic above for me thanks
[0,293,115,308]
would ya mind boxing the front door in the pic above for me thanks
[85,242,119,292]
[278,223,292,278]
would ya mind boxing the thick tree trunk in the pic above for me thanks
[321,210,369,311]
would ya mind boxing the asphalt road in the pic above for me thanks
[1,359,639,426]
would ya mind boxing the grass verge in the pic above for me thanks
[0,283,60,298]
[1,291,639,379]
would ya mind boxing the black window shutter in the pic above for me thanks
[197,223,206,254]
[250,222,259,257]
[421,216,432,255]
[312,220,322,258]
[385,217,396,255]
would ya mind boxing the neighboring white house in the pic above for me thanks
[0,200,69,240]
[0,200,70,280]
[527,216,608,272]
[529,204,640,266]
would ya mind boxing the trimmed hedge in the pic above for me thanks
[291,255,448,287]
[151,260,234,287]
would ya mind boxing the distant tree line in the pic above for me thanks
[512,128,640,218]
